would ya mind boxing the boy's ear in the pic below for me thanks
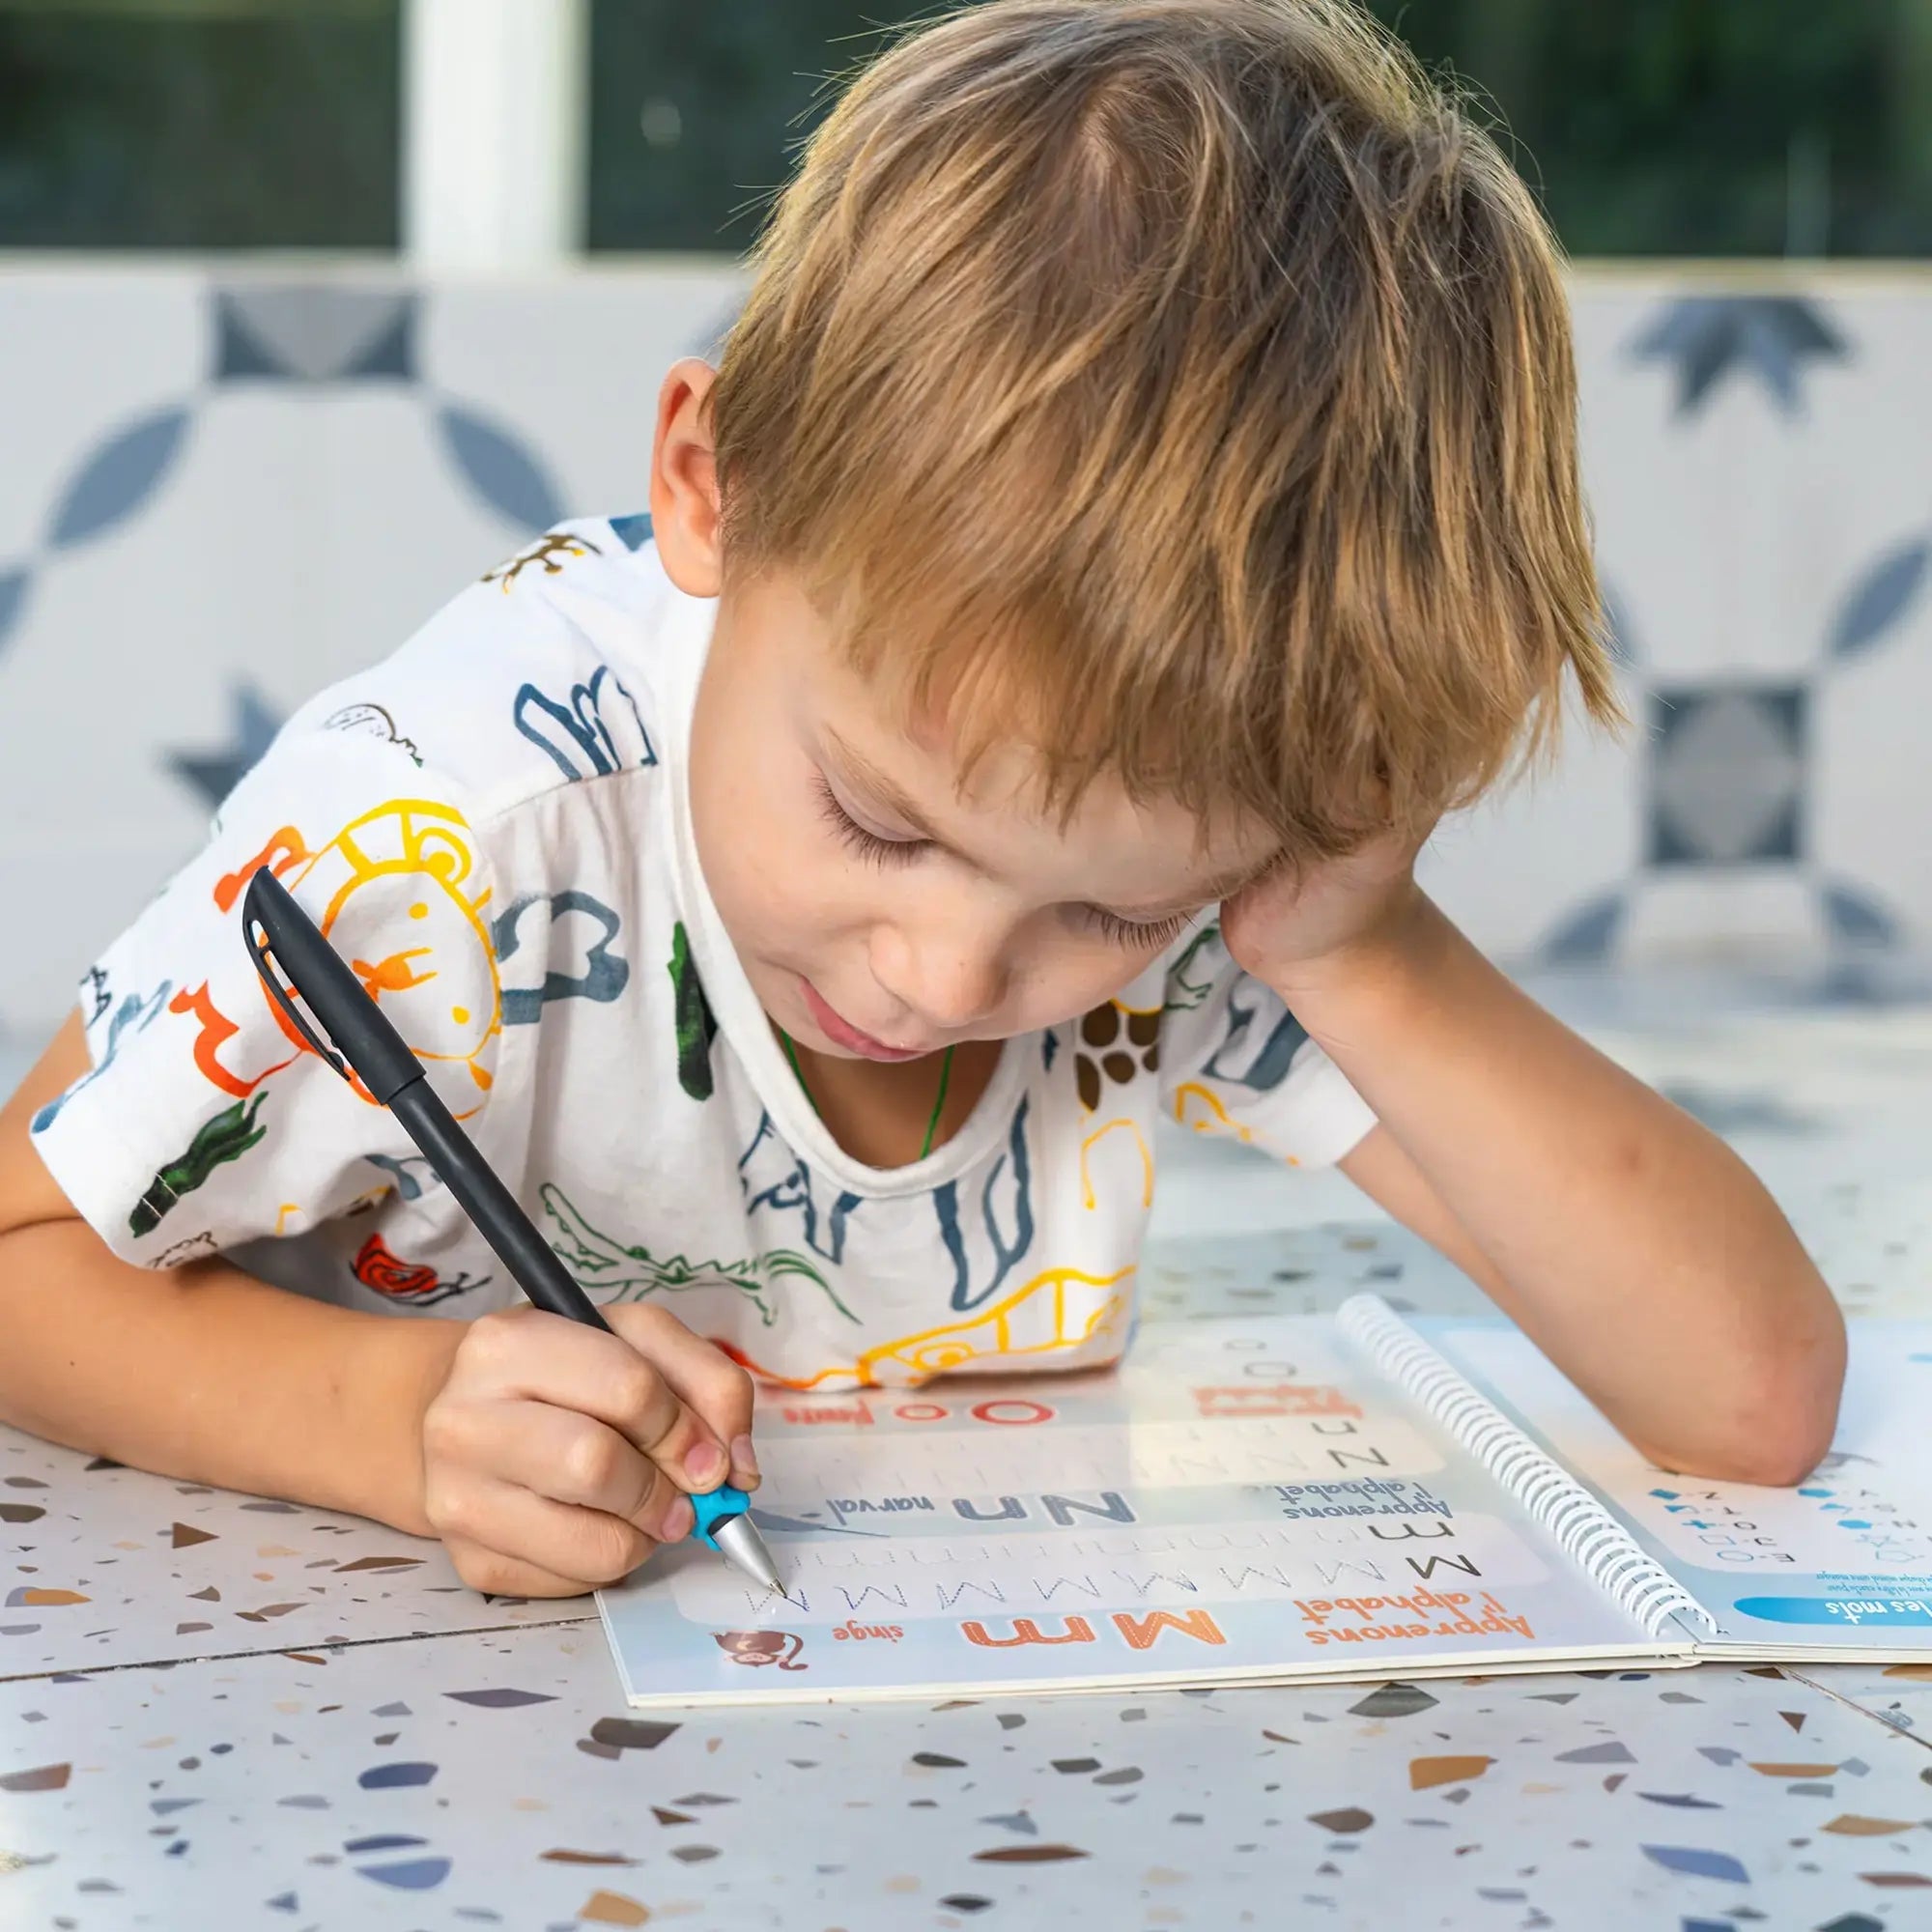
[649,358,723,597]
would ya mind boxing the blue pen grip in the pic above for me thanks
[687,1485,750,1550]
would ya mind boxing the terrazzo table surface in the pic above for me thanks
[6,989,1932,1930]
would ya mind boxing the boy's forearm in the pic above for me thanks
[1280,895,1845,1480]
[0,1219,460,1536]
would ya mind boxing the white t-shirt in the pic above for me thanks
[31,519,1375,1389]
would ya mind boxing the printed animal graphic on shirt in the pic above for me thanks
[491,889,630,1026]
[724,1261,1134,1392]
[32,980,173,1132]
[322,701,423,767]
[668,922,718,1100]
[933,1096,1035,1310]
[738,1111,861,1264]
[537,1183,859,1327]
[146,1230,218,1270]
[1201,978,1309,1093]
[1170,1080,1256,1146]
[1072,999,1161,1112]
[1162,924,1220,1012]
[174,796,500,1120]
[512,663,656,782]
[1070,1002,1159,1213]
[364,1151,437,1202]
[128,1094,268,1236]
[482,528,601,591]
[350,1232,490,1307]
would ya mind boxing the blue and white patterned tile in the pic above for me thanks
[1417,686,1642,969]
[1577,277,1861,689]
[7,264,1932,1015]
[1814,590,1932,957]
[0,270,206,567]
[418,270,749,517]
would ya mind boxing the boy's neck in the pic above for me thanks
[774,1028,1002,1168]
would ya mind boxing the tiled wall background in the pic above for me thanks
[2,262,1929,1053]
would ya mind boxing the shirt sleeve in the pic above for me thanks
[1156,922,1377,1169]
[30,727,505,1270]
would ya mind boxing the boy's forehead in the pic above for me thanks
[748,560,1279,898]
[828,698,1277,908]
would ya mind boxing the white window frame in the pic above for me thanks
[403,0,587,270]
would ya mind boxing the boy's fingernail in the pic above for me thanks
[685,1440,725,1490]
[661,1495,695,1543]
[730,1435,760,1487]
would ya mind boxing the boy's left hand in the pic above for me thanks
[1216,820,1846,1489]
[1219,825,1432,998]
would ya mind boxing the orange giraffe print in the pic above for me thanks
[167,982,299,1099]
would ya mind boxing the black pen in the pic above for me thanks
[241,867,781,1597]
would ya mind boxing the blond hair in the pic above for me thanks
[711,0,1615,858]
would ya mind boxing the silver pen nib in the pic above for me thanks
[711,1510,784,1599]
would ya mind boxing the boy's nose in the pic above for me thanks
[870,925,1007,1035]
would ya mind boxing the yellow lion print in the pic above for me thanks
[185,798,501,1119]
[296,797,500,1098]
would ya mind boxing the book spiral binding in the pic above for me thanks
[1337,1293,1718,1638]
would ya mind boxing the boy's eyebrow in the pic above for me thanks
[821,729,945,838]
[1109,855,1282,921]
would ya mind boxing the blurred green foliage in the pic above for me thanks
[3,1,1931,256]
[0,0,398,248]
[587,0,1932,258]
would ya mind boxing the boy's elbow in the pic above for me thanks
[1641,1310,1847,1490]
[1704,1402,1838,1491]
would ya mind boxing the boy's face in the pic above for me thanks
[655,357,1277,1062]
[688,567,1277,1060]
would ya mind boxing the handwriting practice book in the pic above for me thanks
[1421,1313,1932,1660]
[593,1300,1649,1706]
[598,1299,1932,1706]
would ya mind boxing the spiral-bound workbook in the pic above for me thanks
[597,1297,1932,1707]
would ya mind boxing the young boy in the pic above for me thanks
[0,0,1843,1602]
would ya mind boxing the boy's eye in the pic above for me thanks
[813,771,924,867]
[1082,906,1195,950]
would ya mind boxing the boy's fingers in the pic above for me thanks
[605,1303,760,1489]
[442,1534,597,1602]
[443,1477,662,1590]
[444,1400,690,1540]
[465,1308,724,1493]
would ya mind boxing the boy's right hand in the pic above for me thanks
[416,1302,759,1599]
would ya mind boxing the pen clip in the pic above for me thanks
[242,876,349,1084]
[240,868,428,1107]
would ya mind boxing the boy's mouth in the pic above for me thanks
[800,979,928,1063]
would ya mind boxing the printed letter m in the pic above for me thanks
[960,1616,1096,1647]
[1111,1609,1226,1651]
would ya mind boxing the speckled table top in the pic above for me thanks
[5,993,1932,1930]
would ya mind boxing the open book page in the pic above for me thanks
[597,1313,1672,1708]
[1423,1319,1932,1655]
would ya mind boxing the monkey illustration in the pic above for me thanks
[483,529,602,590]
[712,1630,807,1670]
